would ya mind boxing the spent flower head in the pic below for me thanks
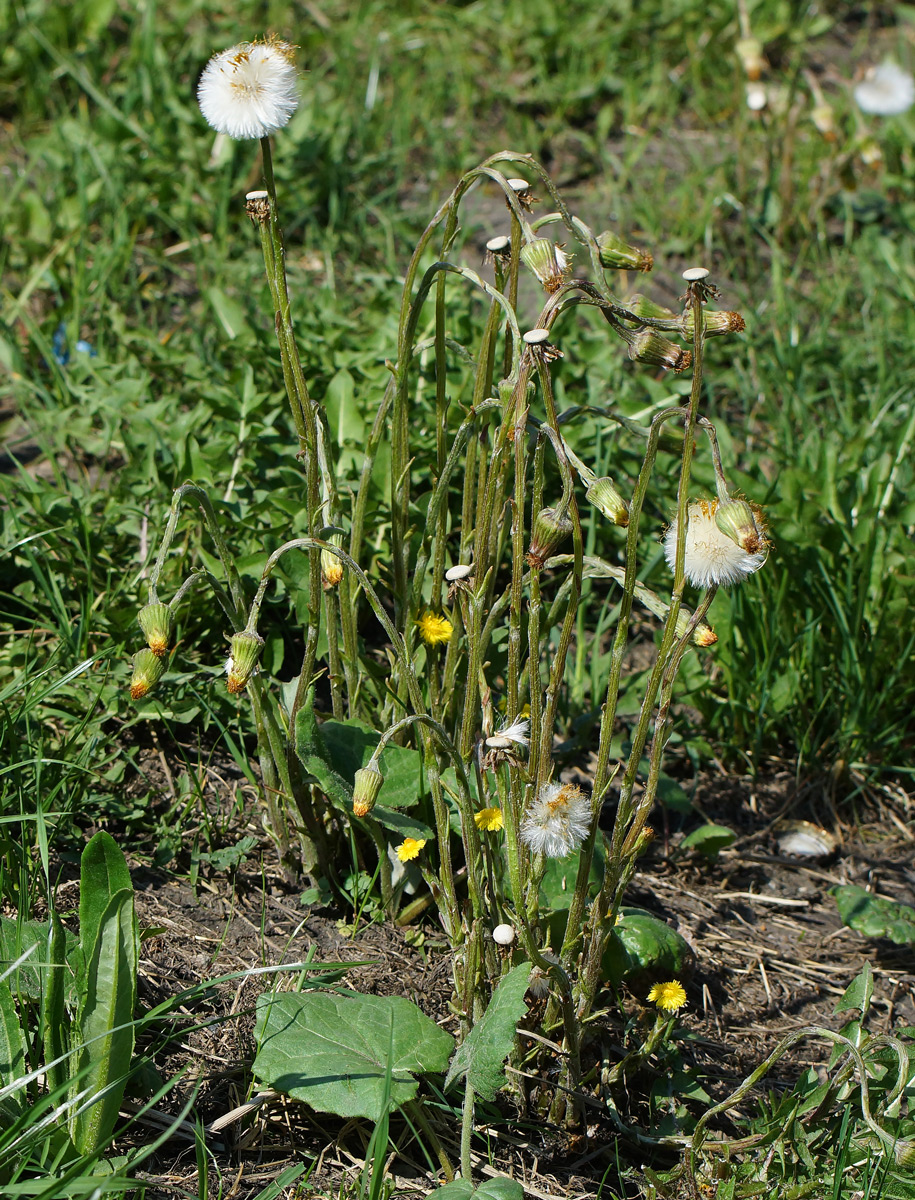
[416,610,453,647]
[647,980,687,1013]
[198,38,299,140]
[520,781,590,858]
[664,498,768,588]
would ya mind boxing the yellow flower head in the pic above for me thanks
[416,611,453,647]
[647,980,687,1013]
[474,807,504,833]
[395,837,427,862]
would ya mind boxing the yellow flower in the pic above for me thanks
[416,611,453,647]
[395,837,427,862]
[474,807,504,832]
[647,980,687,1013]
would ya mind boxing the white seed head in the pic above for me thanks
[445,564,473,581]
[485,717,530,751]
[486,235,511,252]
[245,189,269,201]
[198,39,299,140]
[523,328,550,345]
[746,84,768,111]
[665,499,768,589]
[492,923,515,946]
[507,177,530,192]
[520,781,591,859]
[682,266,709,282]
[854,61,915,116]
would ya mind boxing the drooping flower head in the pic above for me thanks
[395,837,426,863]
[854,61,915,117]
[416,611,453,647]
[647,980,687,1013]
[664,498,768,589]
[198,38,299,140]
[520,781,591,858]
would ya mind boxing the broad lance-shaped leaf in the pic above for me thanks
[429,1180,524,1200]
[445,963,531,1101]
[252,991,453,1122]
[833,884,915,946]
[77,830,133,992]
[0,980,27,1120]
[71,888,138,1155]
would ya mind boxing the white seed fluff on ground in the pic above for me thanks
[520,782,591,859]
[198,40,299,140]
[664,499,767,588]
[854,62,915,116]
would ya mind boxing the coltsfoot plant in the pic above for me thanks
[132,35,772,1170]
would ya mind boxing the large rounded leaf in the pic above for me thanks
[253,991,454,1122]
[603,908,695,991]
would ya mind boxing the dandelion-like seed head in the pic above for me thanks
[664,498,768,589]
[474,807,505,833]
[416,610,453,647]
[395,837,426,863]
[481,716,530,770]
[198,37,299,140]
[647,980,687,1013]
[854,61,915,117]
[520,781,591,858]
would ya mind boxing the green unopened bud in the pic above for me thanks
[527,506,573,569]
[715,499,768,556]
[585,477,629,527]
[895,1139,915,1169]
[520,238,572,293]
[626,328,691,373]
[677,309,746,339]
[625,294,678,326]
[226,631,264,694]
[130,648,166,701]
[353,759,384,817]
[321,546,344,589]
[597,230,653,272]
[138,601,174,658]
[736,36,765,80]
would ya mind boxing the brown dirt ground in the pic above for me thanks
[89,757,915,1200]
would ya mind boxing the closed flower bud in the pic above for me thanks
[520,238,572,293]
[715,498,767,555]
[130,648,166,701]
[226,630,265,694]
[811,102,837,141]
[625,294,679,327]
[626,328,691,373]
[677,309,746,339]
[585,477,629,527]
[321,546,344,588]
[895,1139,915,1168]
[527,506,573,569]
[596,230,653,272]
[352,759,383,817]
[138,601,174,658]
[736,36,766,81]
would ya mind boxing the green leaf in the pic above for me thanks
[71,834,138,1157]
[602,908,695,992]
[294,694,425,813]
[835,963,874,1016]
[205,286,251,340]
[832,885,915,945]
[78,831,133,983]
[252,991,454,1121]
[0,916,79,1003]
[680,823,736,858]
[0,980,27,1120]
[430,1181,524,1200]
[323,368,365,476]
[445,963,530,1101]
